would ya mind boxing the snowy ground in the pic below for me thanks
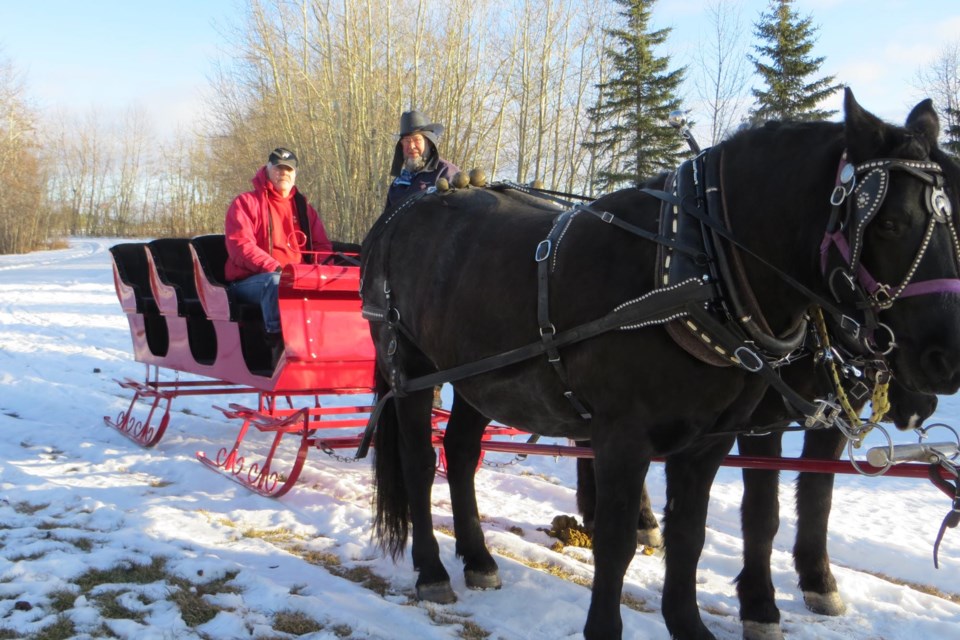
[0,238,958,639]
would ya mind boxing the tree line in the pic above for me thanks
[2,0,959,255]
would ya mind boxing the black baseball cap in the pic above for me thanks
[268,147,298,169]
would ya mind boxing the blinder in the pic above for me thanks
[823,155,960,311]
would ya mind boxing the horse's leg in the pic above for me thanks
[582,433,649,640]
[576,441,661,548]
[735,432,785,640]
[661,437,736,640]
[637,482,662,549]
[442,391,501,590]
[398,388,456,603]
[575,446,598,529]
[794,428,846,616]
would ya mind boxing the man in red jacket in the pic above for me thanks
[224,147,332,336]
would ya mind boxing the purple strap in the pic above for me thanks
[821,231,960,299]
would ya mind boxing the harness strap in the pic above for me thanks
[684,302,824,420]
[536,211,593,419]
[380,278,714,394]
[634,186,857,327]
[586,199,707,260]
[356,278,713,457]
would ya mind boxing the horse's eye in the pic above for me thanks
[874,218,901,237]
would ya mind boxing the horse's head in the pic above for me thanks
[834,88,960,394]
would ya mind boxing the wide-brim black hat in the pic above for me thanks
[397,110,444,140]
[391,110,443,176]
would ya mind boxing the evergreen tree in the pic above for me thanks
[944,106,960,156]
[748,0,840,123]
[586,0,685,191]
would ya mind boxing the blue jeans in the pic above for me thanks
[228,271,281,333]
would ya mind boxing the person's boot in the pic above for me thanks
[266,332,285,368]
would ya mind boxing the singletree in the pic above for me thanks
[586,0,685,191]
[748,0,840,123]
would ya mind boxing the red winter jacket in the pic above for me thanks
[224,166,332,282]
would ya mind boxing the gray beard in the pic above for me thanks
[403,150,429,173]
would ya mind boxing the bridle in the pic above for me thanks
[821,154,960,312]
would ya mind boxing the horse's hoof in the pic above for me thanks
[742,620,784,640]
[417,581,457,604]
[638,526,662,549]
[803,590,846,616]
[465,569,502,590]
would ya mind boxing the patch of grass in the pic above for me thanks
[66,537,94,552]
[30,614,75,640]
[272,610,324,635]
[494,547,592,588]
[288,543,391,596]
[47,589,77,612]
[148,479,173,488]
[92,591,145,622]
[621,592,654,613]
[76,557,168,593]
[241,527,304,544]
[435,524,455,537]
[337,566,391,596]
[168,585,223,627]
[0,629,19,639]
[13,502,48,515]
[160,571,241,628]
[864,569,960,604]
[426,609,491,639]
[288,545,341,569]
[92,624,120,638]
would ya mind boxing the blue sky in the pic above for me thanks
[2,1,959,139]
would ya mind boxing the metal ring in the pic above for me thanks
[848,422,893,477]
[918,423,960,461]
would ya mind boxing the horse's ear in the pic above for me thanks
[905,98,940,146]
[844,87,889,161]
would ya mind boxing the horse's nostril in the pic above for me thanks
[920,347,960,393]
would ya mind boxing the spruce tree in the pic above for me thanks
[586,0,685,191]
[748,0,840,123]
[944,107,960,156]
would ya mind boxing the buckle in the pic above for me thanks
[535,240,552,262]
[734,346,763,372]
[839,314,861,340]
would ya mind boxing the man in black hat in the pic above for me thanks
[385,110,460,209]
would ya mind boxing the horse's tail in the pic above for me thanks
[372,367,409,560]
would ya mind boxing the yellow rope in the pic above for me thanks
[870,380,890,423]
[812,308,863,428]
[810,307,890,431]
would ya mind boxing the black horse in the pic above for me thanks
[575,374,938,640]
[361,90,960,639]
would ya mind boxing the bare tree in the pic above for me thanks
[692,0,750,145]
[915,40,960,154]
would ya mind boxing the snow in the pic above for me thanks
[0,238,958,639]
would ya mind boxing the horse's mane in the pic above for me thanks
[724,118,843,145]
[487,182,570,212]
